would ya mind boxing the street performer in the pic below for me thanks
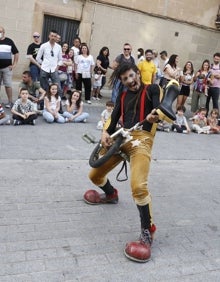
[83,63,178,262]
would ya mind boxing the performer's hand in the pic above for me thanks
[146,109,159,123]
[101,131,112,148]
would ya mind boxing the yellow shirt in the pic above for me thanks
[138,60,157,84]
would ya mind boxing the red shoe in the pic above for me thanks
[83,189,118,205]
[124,225,156,263]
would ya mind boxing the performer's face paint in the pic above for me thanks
[120,69,141,92]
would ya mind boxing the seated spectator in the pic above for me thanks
[171,105,191,133]
[19,70,46,111]
[97,100,114,130]
[157,121,170,132]
[207,108,220,134]
[11,88,37,125]
[63,90,89,123]
[0,103,10,125]
[191,107,210,134]
[43,84,65,123]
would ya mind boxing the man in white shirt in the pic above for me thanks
[36,30,63,93]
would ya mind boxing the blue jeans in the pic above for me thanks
[43,110,65,123]
[206,87,220,113]
[63,111,89,122]
[111,79,125,103]
[40,69,62,95]
[30,65,40,81]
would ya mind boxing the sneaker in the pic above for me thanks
[83,119,87,123]
[13,120,21,126]
[30,120,36,125]
[6,120,11,125]
[96,97,100,101]
[182,130,188,134]
[164,128,170,133]
[5,102,13,109]
[92,97,96,100]
[86,100,92,104]
[124,226,156,263]
[83,188,118,205]
[65,118,69,123]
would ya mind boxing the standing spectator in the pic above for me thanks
[0,103,10,125]
[0,26,19,108]
[110,43,135,103]
[26,32,42,81]
[159,50,169,86]
[161,54,181,89]
[71,36,81,86]
[11,88,37,125]
[137,48,145,63]
[206,52,220,114]
[177,61,194,109]
[19,71,46,111]
[36,30,62,94]
[58,42,72,98]
[96,46,110,93]
[191,60,211,114]
[56,34,61,45]
[75,43,95,104]
[152,50,161,84]
[66,49,75,90]
[138,49,157,85]
[91,66,103,100]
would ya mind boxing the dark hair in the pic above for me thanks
[176,105,186,112]
[106,100,114,107]
[145,49,153,54]
[166,54,178,68]
[19,87,29,94]
[110,62,139,86]
[183,61,194,75]
[73,36,81,44]
[210,108,219,117]
[47,83,59,101]
[22,70,31,77]
[50,30,58,34]
[160,50,168,56]
[80,43,89,55]
[137,48,144,58]
[69,90,82,109]
[201,59,210,71]
[94,66,102,74]
[213,52,220,58]
[61,42,69,54]
[99,46,109,57]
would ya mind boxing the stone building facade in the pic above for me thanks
[0,0,219,79]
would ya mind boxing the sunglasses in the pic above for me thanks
[51,50,54,57]
[33,36,40,38]
[124,48,131,51]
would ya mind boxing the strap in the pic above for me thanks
[116,160,128,182]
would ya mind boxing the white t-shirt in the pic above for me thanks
[44,96,61,111]
[75,54,95,74]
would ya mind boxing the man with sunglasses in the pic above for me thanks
[111,43,135,103]
[26,32,42,82]
[36,30,62,94]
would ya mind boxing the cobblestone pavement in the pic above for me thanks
[0,84,219,281]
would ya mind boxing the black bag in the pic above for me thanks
[159,77,168,89]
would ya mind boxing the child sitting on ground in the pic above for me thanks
[11,88,37,125]
[63,90,89,123]
[207,108,220,134]
[97,100,114,130]
[171,105,191,133]
[191,107,210,134]
[0,103,10,125]
[156,121,170,132]
[92,66,103,100]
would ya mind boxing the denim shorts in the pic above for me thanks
[0,67,13,87]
